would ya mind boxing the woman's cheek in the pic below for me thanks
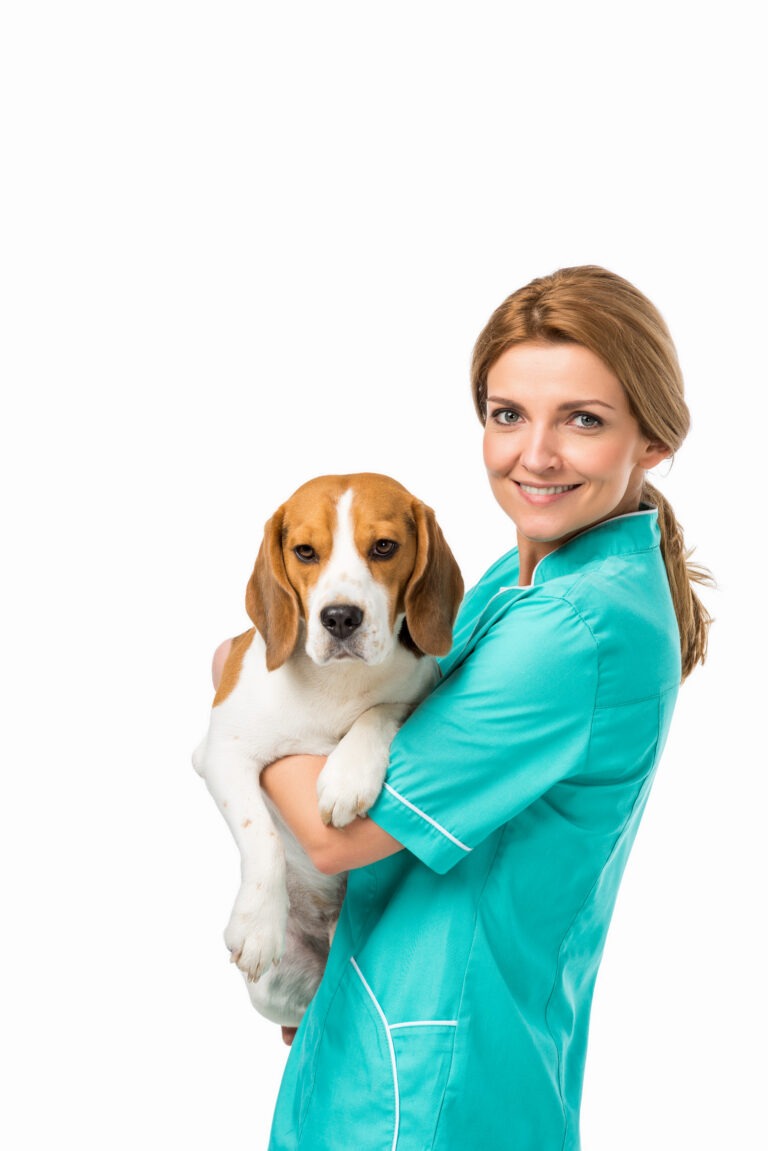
[482,433,510,477]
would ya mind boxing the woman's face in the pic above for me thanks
[482,341,668,572]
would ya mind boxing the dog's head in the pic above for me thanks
[245,473,464,671]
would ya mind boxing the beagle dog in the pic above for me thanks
[193,473,463,1026]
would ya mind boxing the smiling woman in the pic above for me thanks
[256,266,713,1151]
[483,340,669,583]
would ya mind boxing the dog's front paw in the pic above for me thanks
[316,753,385,828]
[224,882,288,983]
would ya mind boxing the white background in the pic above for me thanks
[1,2,764,1147]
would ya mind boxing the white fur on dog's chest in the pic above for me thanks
[213,628,438,763]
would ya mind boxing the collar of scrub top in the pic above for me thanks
[530,506,659,586]
[436,507,662,682]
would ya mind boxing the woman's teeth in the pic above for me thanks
[518,483,578,495]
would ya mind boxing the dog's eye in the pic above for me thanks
[370,539,399,559]
[293,545,318,563]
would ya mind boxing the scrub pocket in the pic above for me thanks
[296,958,457,1151]
[390,1021,456,1149]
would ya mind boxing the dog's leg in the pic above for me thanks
[316,701,411,827]
[244,923,326,1026]
[198,741,290,982]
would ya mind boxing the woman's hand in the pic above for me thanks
[211,638,233,690]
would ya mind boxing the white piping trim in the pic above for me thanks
[389,1020,458,1030]
[383,783,473,853]
[350,958,400,1151]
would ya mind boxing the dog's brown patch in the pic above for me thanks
[213,629,256,706]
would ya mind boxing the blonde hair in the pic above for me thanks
[471,265,712,680]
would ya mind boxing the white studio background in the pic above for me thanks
[1,3,763,1148]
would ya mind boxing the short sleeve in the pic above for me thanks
[368,593,599,873]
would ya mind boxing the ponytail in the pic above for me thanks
[641,480,713,681]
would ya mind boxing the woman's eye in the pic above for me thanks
[293,544,318,563]
[572,412,603,429]
[370,539,399,559]
[490,408,521,425]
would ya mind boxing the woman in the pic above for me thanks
[226,266,711,1149]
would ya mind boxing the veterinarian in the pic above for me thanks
[225,266,711,1150]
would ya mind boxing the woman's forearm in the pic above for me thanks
[261,755,403,874]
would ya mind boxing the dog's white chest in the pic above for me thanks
[210,629,438,764]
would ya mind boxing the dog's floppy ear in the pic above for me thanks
[403,501,464,656]
[245,506,300,671]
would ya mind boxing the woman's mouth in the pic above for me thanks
[514,481,582,503]
[517,483,579,495]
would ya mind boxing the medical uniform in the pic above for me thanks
[269,509,680,1151]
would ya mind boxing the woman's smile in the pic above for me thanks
[515,481,581,500]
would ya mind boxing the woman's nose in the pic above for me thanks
[519,425,561,473]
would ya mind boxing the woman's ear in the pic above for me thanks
[403,502,464,656]
[245,506,300,671]
[640,441,672,471]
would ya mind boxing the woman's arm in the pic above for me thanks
[261,755,404,874]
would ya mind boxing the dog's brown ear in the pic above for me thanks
[245,506,300,671]
[403,502,464,656]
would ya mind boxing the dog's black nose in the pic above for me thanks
[320,604,363,639]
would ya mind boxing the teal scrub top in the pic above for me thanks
[269,509,681,1151]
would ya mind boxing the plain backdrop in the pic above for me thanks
[1,2,764,1148]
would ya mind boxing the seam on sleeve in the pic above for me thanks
[382,782,473,854]
[531,593,600,714]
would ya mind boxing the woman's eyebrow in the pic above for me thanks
[556,399,616,411]
[486,395,617,411]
